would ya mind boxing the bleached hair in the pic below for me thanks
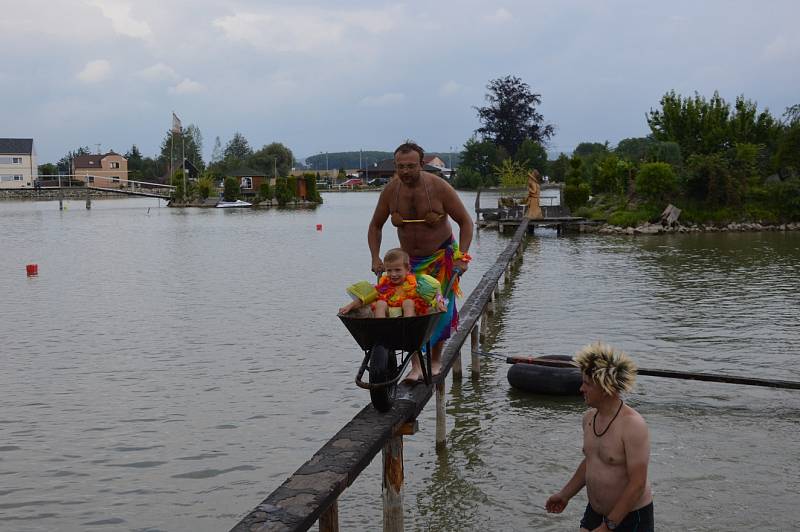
[573,342,637,395]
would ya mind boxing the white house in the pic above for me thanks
[0,138,37,189]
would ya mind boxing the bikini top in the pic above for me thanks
[390,175,445,227]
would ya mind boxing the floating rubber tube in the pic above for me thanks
[507,355,582,396]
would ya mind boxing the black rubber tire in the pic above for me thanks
[369,344,397,412]
[507,355,582,396]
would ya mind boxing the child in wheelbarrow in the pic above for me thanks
[339,248,447,318]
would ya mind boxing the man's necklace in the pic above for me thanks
[592,400,624,437]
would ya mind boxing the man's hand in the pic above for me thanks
[545,492,569,514]
[371,257,384,275]
[454,259,469,274]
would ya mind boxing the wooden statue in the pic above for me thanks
[525,169,543,219]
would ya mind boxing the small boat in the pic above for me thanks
[215,199,252,208]
[507,355,582,396]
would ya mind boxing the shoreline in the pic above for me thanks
[582,220,800,235]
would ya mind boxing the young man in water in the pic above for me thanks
[545,343,654,531]
[367,141,473,382]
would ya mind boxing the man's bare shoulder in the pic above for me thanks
[619,407,649,434]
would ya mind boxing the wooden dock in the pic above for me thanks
[229,221,530,532]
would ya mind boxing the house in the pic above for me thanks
[227,167,273,197]
[357,157,450,181]
[0,138,37,189]
[73,152,128,188]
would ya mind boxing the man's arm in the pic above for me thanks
[368,184,392,274]
[440,180,474,271]
[545,457,586,513]
[604,416,650,527]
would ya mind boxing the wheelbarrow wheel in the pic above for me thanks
[369,344,397,412]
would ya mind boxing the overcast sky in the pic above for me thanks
[2,0,798,164]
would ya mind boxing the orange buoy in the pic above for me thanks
[316,224,323,231]
[26,264,38,276]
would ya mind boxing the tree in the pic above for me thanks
[615,137,653,162]
[223,176,240,201]
[460,138,506,186]
[474,75,554,157]
[57,146,91,174]
[635,162,677,204]
[548,153,570,182]
[249,142,293,178]
[159,125,204,177]
[592,154,630,195]
[224,132,253,162]
[125,145,144,181]
[514,138,548,173]
[493,159,529,188]
[37,162,57,177]
[211,136,223,164]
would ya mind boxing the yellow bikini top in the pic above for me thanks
[391,175,445,227]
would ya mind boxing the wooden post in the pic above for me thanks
[319,500,339,532]
[382,436,404,532]
[479,310,487,343]
[452,347,463,380]
[504,265,511,286]
[471,324,480,378]
[85,184,91,210]
[487,292,495,316]
[435,381,446,451]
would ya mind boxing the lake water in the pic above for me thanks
[1,193,798,531]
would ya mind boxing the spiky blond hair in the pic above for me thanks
[573,342,637,395]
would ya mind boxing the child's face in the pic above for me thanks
[384,259,410,285]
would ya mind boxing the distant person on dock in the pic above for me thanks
[339,248,446,318]
[368,141,474,382]
[546,342,654,532]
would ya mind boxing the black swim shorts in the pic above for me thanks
[579,502,654,532]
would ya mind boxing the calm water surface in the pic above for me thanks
[1,193,798,531]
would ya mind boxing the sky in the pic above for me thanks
[2,0,798,165]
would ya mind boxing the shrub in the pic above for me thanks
[223,177,240,201]
[564,182,590,211]
[258,182,271,201]
[635,162,677,204]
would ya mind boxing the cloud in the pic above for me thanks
[89,0,152,39]
[763,34,800,60]
[485,8,512,23]
[212,6,401,53]
[439,80,464,96]
[137,62,178,81]
[169,78,205,94]
[359,92,405,107]
[76,60,112,83]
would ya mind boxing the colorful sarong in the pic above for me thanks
[409,236,461,348]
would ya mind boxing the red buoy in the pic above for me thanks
[26,264,38,276]
[316,224,323,231]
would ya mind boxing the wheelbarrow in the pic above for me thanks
[338,269,460,412]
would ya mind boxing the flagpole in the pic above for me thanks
[181,129,186,202]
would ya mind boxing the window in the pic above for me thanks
[110,161,120,169]
[12,157,22,164]
[112,176,119,183]
[0,156,23,164]
[241,177,253,189]
[0,174,23,181]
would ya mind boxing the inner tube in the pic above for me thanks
[507,355,582,396]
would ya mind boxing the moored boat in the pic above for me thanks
[215,199,252,208]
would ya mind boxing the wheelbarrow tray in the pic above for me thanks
[338,312,445,352]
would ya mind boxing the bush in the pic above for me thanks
[258,182,271,201]
[564,182,590,211]
[607,205,659,227]
[635,162,677,204]
[223,177,240,201]
[453,167,483,189]
[196,175,215,199]
[274,177,293,206]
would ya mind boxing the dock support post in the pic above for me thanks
[319,500,339,532]
[471,324,481,378]
[382,435,405,532]
[487,292,495,316]
[435,381,446,451]
[452,346,463,380]
[85,185,91,210]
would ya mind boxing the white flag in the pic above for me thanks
[171,112,182,133]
